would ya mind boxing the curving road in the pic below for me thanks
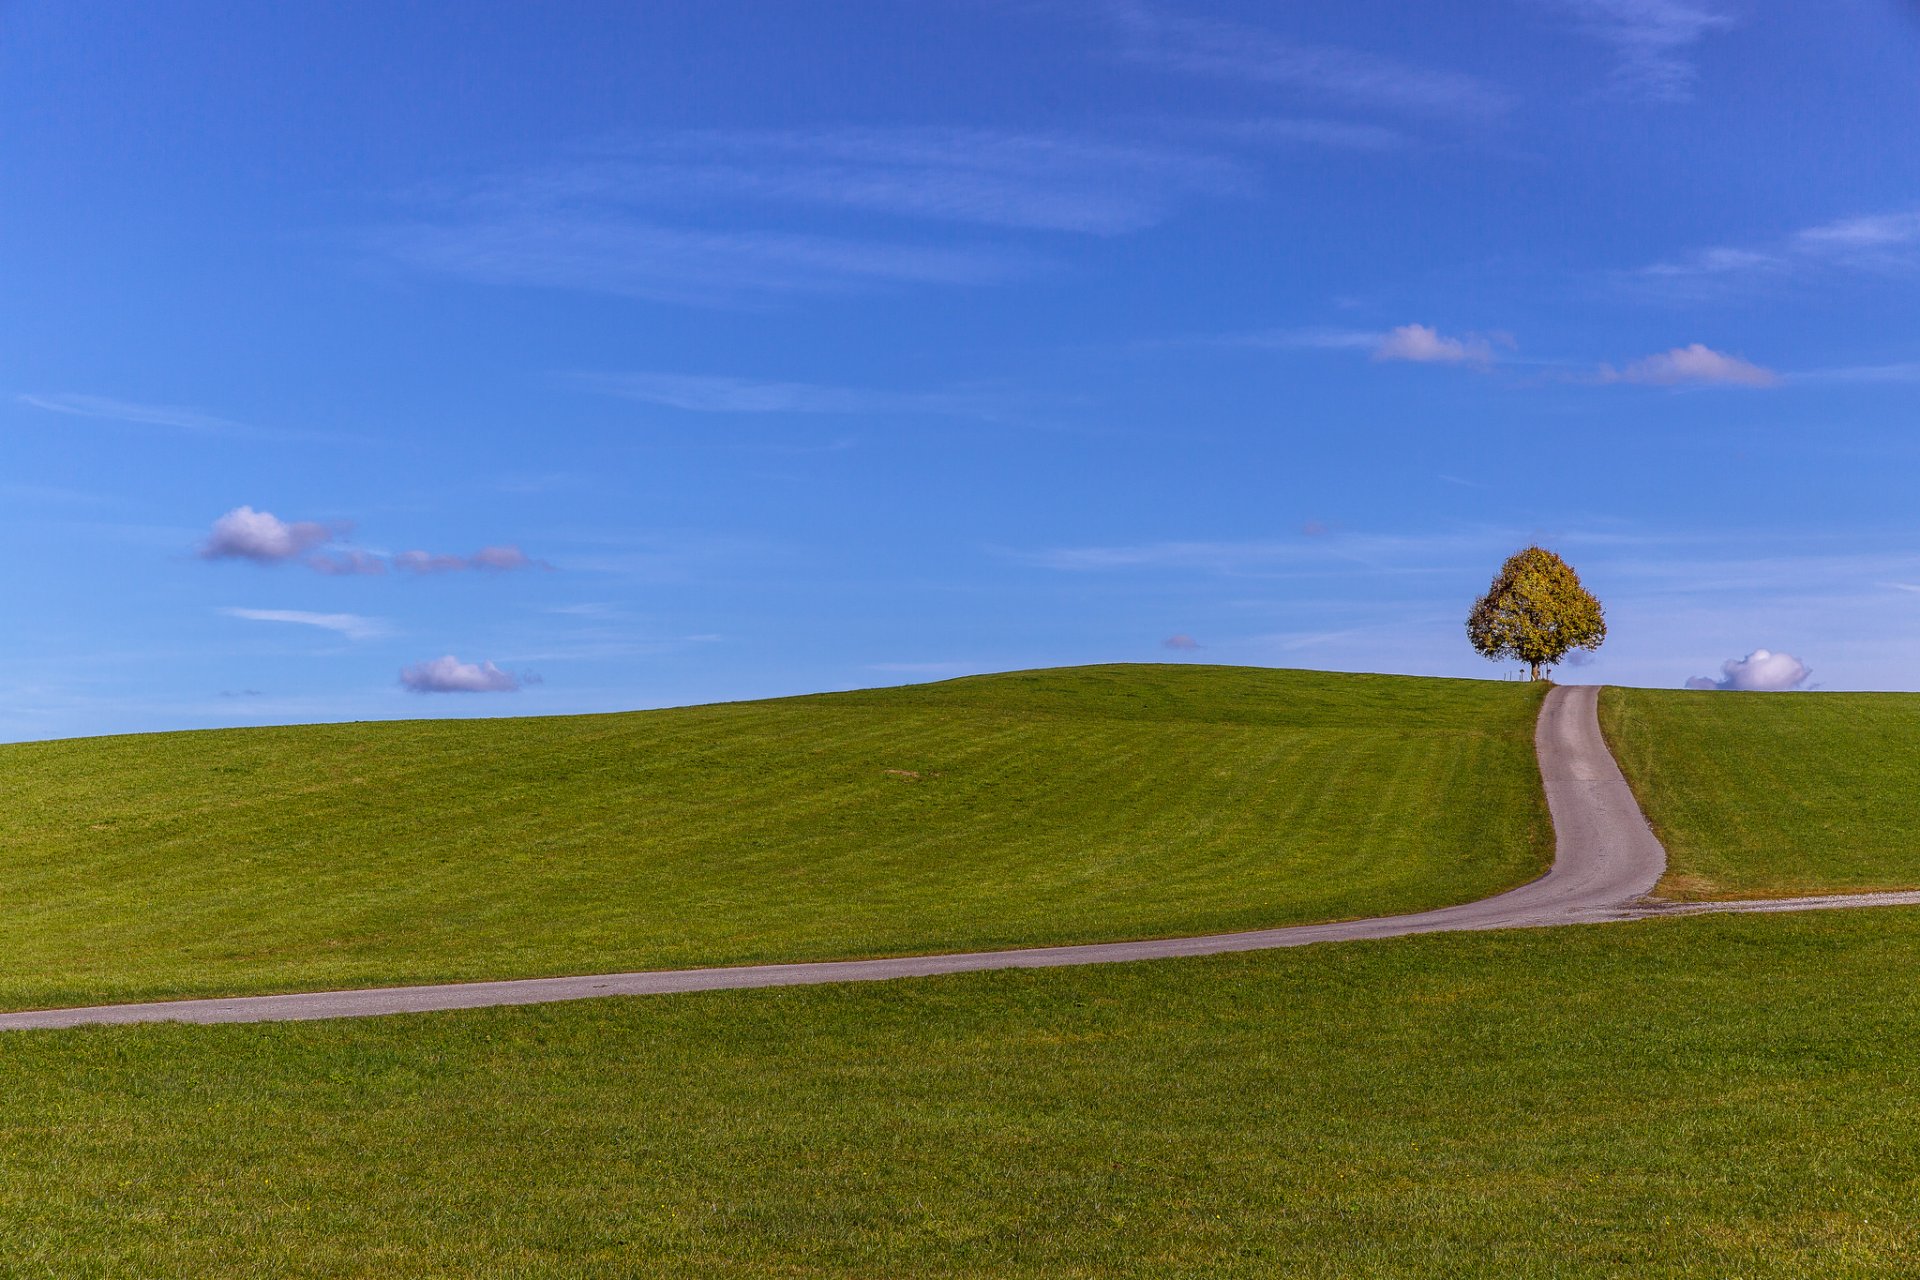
[4,685,1918,1031]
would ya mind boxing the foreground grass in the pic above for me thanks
[4,910,1920,1275]
[1602,687,1920,899]
[0,665,1548,1010]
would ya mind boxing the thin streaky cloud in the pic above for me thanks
[1208,117,1407,151]
[1104,1,1512,120]
[219,607,388,640]
[1793,361,1920,385]
[17,393,321,443]
[1631,206,1920,293]
[1147,325,1383,352]
[535,127,1247,235]
[378,216,1044,307]
[1794,210,1920,253]
[1548,0,1735,103]
[570,370,1009,417]
[380,123,1266,306]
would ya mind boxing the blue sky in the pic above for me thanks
[6,0,1920,740]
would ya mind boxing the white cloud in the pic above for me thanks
[393,545,545,574]
[307,550,388,576]
[544,128,1244,235]
[1633,207,1920,292]
[1550,0,1735,102]
[1372,324,1497,366]
[20,392,248,435]
[199,506,337,563]
[219,608,387,641]
[17,393,325,443]
[197,509,543,575]
[399,655,522,693]
[1213,117,1406,151]
[1794,211,1920,253]
[379,217,1042,308]
[1601,343,1778,387]
[571,370,1002,416]
[1686,648,1811,691]
[1106,3,1510,120]
[1163,634,1202,651]
[378,124,1258,306]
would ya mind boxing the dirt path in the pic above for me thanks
[3,685,1914,1031]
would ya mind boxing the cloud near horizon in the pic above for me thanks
[1686,648,1811,691]
[1601,343,1778,387]
[399,655,524,693]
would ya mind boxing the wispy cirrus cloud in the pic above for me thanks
[1632,206,1920,294]
[17,393,318,443]
[1103,1,1511,120]
[570,370,1007,417]
[378,125,1252,306]
[378,216,1043,307]
[524,128,1246,234]
[393,546,549,574]
[218,607,388,640]
[1547,0,1735,102]
[1161,322,1509,369]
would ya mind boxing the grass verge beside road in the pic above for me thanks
[0,665,1547,1009]
[1601,686,1920,899]
[4,910,1919,1276]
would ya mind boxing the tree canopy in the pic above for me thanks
[1466,547,1606,681]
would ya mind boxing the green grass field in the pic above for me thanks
[4,909,1919,1276]
[1602,687,1920,899]
[0,665,1548,1010]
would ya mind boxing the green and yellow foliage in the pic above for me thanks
[1466,546,1606,680]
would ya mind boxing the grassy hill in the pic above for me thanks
[0,664,1549,1009]
[5,909,1919,1276]
[1601,688,1920,899]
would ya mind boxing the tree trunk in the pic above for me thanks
[1530,661,1542,681]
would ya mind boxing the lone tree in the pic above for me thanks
[1466,546,1606,681]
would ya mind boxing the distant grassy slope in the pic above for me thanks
[0,665,1548,1008]
[6,910,1920,1276]
[1602,687,1920,899]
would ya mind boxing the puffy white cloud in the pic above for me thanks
[219,608,387,640]
[1604,343,1778,387]
[198,508,545,575]
[199,506,335,563]
[1372,324,1495,366]
[399,655,522,693]
[1686,648,1811,691]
